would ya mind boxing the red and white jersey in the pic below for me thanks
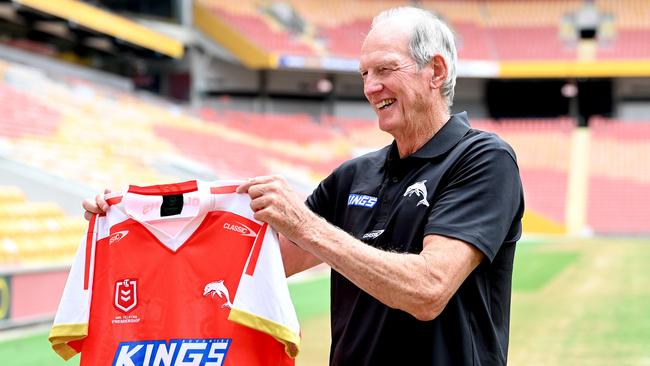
[49,180,300,366]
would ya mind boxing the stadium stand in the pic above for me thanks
[473,118,575,234]
[192,0,650,69]
[5,48,650,265]
[587,118,650,234]
[596,29,650,60]
[595,0,650,29]
[0,58,362,194]
[489,26,577,60]
[197,0,317,57]
[0,185,85,264]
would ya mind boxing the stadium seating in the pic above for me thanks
[0,82,61,138]
[198,0,317,56]
[489,27,578,60]
[482,0,583,27]
[596,30,650,60]
[595,0,650,29]
[586,118,650,234]
[194,0,650,63]
[0,186,85,265]
[3,0,650,265]
[473,118,575,229]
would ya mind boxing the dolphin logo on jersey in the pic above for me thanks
[203,280,232,309]
[403,180,430,207]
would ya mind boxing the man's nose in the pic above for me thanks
[364,77,383,97]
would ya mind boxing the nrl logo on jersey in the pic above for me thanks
[403,180,429,207]
[113,338,231,366]
[114,279,138,313]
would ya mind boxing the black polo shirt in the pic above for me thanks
[306,112,525,366]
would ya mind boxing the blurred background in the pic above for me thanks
[0,0,648,365]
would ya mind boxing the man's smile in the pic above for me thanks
[376,98,396,110]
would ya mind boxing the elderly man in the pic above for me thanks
[86,6,524,366]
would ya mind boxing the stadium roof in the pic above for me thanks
[13,0,183,59]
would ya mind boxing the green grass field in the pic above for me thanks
[2,237,649,366]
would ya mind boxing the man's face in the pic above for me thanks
[359,23,435,138]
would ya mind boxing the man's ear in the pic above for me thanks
[430,55,448,89]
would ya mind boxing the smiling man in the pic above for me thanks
[236,7,525,366]
[84,6,525,366]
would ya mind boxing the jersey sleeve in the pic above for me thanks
[424,147,524,262]
[228,223,301,358]
[48,214,99,360]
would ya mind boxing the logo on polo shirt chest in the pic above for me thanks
[403,180,430,207]
[347,194,377,208]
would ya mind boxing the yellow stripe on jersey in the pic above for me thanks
[229,307,301,358]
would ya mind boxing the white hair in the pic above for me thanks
[371,7,458,109]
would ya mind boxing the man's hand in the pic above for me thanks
[82,188,111,220]
[236,176,313,243]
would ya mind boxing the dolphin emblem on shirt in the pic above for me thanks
[403,180,430,207]
[203,280,233,309]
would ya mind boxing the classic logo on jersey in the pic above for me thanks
[347,194,377,208]
[115,279,138,313]
[403,180,430,207]
[361,230,385,240]
[109,230,129,245]
[223,221,257,237]
[203,280,232,309]
[112,338,231,366]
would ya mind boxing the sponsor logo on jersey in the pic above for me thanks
[403,180,430,207]
[347,194,377,208]
[112,338,231,366]
[362,230,385,240]
[109,230,129,245]
[203,280,232,309]
[223,222,257,237]
[115,279,138,313]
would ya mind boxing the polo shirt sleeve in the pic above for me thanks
[305,169,339,224]
[424,146,523,262]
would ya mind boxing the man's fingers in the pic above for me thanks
[250,195,270,212]
[94,194,108,212]
[236,179,254,194]
[82,197,101,213]
[82,188,112,221]
[84,211,94,221]
[237,176,282,194]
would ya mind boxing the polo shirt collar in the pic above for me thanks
[386,112,471,163]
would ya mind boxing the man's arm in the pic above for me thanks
[238,176,484,321]
[280,234,323,277]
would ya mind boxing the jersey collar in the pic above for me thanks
[385,112,471,166]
